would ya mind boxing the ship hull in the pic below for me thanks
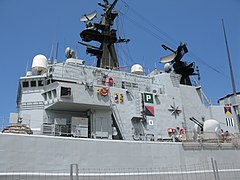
[1,133,240,180]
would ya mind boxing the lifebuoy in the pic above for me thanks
[179,128,186,140]
[168,128,176,133]
[108,77,114,86]
[100,87,109,96]
[179,128,185,135]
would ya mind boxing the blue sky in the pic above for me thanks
[0,0,240,118]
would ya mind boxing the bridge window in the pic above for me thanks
[47,79,51,85]
[48,91,52,99]
[43,93,47,101]
[61,87,71,97]
[31,81,37,87]
[38,80,44,87]
[22,81,29,88]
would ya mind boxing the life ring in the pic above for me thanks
[108,77,114,86]
[168,128,176,133]
[100,87,109,96]
[179,128,186,140]
[179,128,185,135]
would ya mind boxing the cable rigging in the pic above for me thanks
[118,0,226,77]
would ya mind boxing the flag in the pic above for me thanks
[145,106,155,116]
[144,93,153,103]
[224,106,232,115]
[226,118,234,127]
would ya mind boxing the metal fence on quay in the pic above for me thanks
[1,160,240,180]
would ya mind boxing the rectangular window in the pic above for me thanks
[125,82,132,88]
[61,87,71,97]
[47,79,51,85]
[122,81,125,89]
[31,81,36,87]
[48,91,52,99]
[132,83,138,88]
[38,80,44,87]
[22,81,29,88]
[42,93,47,101]
[52,89,57,98]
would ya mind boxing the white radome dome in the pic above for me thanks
[131,64,144,75]
[203,119,221,133]
[164,63,172,73]
[203,119,221,139]
[32,54,47,74]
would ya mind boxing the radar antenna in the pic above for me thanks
[80,11,97,29]
[160,43,188,63]
[79,0,129,69]
[160,43,199,86]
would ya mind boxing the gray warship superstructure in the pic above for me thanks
[1,1,240,179]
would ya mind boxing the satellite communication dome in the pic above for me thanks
[32,54,47,74]
[131,64,144,75]
[164,63,172,73]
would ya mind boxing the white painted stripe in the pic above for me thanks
[1,168,240,177]
[226,118,234,127]
[0,172,70,176]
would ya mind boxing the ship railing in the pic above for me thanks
[40,123,240,147]
[1,161,240,180]
[100,130,236,144]
[110,97,125,140]
[41,124,55,135]
[41,124,71,136]
[55,124,71,136]
[182,131,240,147]
[187,131,222,143]
[71,124,88,138]
[111,109,125,140]
[17,101,44,110]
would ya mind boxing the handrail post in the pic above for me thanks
[70,164,79,180]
